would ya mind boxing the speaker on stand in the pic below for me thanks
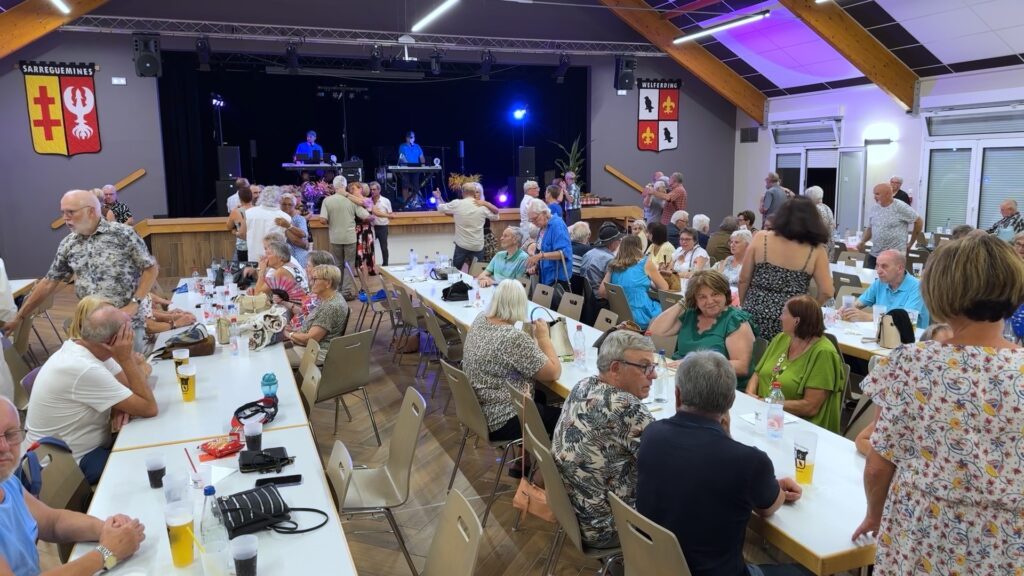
[217,146,241,180]
[614,55,637,91]
[132,34,162,78]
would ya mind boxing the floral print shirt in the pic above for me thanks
[863,341,1024,575]
[46,219,156,324]
[551,376,654,547]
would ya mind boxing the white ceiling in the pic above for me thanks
[876,0,1023,63]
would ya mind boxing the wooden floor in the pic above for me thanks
[28,282,805,576]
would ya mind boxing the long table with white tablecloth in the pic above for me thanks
[378,265,875,575]
[69,282,357,575]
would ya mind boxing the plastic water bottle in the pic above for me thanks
[229,319,240,356]
[261,373,279,398]
[766,381,785,439]
[657,349,669,399]
[573,324,586,367]
[409,249,418,269]
[200,485,229,576]
[435,251,443,268]
[191,268,200,292]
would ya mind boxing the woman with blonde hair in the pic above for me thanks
[630,219,649,253]
[599,235,667,329]
[853,235,1024,575]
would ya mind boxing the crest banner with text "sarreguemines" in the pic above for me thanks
[22,61,102,157]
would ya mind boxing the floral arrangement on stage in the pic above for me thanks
[301,179,331,210]
[447,173,482,192]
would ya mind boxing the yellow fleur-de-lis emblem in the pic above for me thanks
[662,95,676,114]
[641,127,655,145]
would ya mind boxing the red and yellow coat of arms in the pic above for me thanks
[21,61,102,157]
[637,78,680,153]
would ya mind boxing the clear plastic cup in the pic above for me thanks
[243,419,263,452]
[163,472,188,503]
[145,454,165,489]
[164,501,195,568]
[793,430,818,485]
[231,534,258,576]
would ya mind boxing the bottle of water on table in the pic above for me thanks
[766,381,785,439]
[573,324,586,368]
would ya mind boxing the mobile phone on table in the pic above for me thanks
[254,474,303,488]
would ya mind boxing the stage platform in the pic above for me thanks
[134,205,641,279]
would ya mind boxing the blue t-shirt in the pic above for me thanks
[294,142,324,158]
[857,272,930,327]
[398,142,424,165]
[0,475,40,576]
[548,202,564,218]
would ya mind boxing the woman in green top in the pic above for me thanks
[648,270,757,389]
[745,295,844,433]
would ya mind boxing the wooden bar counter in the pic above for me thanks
[137,205,641,280]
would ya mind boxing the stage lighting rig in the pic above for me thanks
[370,45,384,72]
[553,53,570,84]
[430,49,443,75]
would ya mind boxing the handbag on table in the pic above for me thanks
[156,324,215,359]
[526,308,574,360]
[216,484,328,539]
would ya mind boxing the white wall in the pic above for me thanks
[732,65,1024,228]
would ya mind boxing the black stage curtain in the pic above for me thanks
[156,51,588,216]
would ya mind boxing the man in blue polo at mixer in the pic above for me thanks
[294,130,324,162]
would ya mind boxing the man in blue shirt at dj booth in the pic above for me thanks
[839,249,930,328]
[294,130,324,161]
[397,131,427,205]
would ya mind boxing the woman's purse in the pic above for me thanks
[511,392,556,524]
[877,309,916,349]
[156,324,215,359]
[216,484,328,539]
[528,308,573,359]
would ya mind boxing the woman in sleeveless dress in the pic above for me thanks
[599,235,667,329]
[739,197,833,339]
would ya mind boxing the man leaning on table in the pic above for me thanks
[0,397,146,576]
[2,190,158,351]
[839,249,929,328]
[25,302,158,485]
[637,351,808,576]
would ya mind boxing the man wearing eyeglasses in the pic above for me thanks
[550,330,656,550]
[0,397,147,575]
[2,190,158,352]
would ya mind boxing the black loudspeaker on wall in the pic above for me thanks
[217,146,241,180]
[215,180,237,217]
[518,146,535,178]
[614,55,637,91]
[132,34,162,78]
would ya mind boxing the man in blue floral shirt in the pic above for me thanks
[5,190,158,350]
[551,330,656,548]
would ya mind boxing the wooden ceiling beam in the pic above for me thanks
[599,0,766,124]
[777,0,918,111]
[0,0,110,60]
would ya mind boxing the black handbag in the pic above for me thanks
[442,280,471,302]
[216,484,329,539]
[430,267,461,281]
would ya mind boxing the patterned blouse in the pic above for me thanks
[45,220,155,325]
[105,201,132,224]
[863,341,1024,575]
[551,376,654,547]
[301,292,349,364]
[461,314,548,432]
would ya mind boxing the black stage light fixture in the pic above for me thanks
[553,53,570,84]
[480,50,494,81]
[370,45,383,72]
[285,43,300,74]
[196,36,212,72]
[430,49,442,75]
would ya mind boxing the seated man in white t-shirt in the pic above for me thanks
[25,303,158,484]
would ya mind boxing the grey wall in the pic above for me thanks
[587,57,737,226]
[0,33,168,278]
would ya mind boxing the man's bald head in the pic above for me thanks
[875,249,906,286]
[872,183,894,206]
[80,304,128,343]
[60,189,102,234]
[63,189,101,211]
[0,396,21,481]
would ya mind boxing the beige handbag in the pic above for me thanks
[236,293,270,314]
[527,308,574,360]
[511,392,556,523]
[876,314,902,349]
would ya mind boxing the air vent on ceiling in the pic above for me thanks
[740,127,759,143]
[767,118,841,146]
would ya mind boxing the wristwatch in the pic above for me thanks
[95,545,118,570]
[129,296,142,305]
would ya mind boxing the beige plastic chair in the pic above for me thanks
[299,365,322,417]
[532,283,554,309]
[594,309,619,332]
[907,250,928,273]
[657,290,683,312]
[608,492,692,576]
[838,250,866,265]
[421,489,483,576]
[319,330,382,445]
[11,310,41,367]
[354,265,390,342]
[298,339,321,379]
[649,335,675,358]
[604,283,636,325]
[508,389,553,532]
[325,439,354,512]
[22,443,92,562]
[516,276,531,297]
[3,337,32,411]
[835,285,863,304]
[391,284,425,367]
[421,308,463,398]
[468,261,488,278]
[556,292,584,321]
[831,271,864,298]
[342,387,426,576]
[527,429,622,576]
[440,360,520,528]
[751,338,769,373]
[844,394,875,441]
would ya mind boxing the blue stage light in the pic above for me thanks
[429,196,437,205]
[512,108,527,120]
[498,193,508,204]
